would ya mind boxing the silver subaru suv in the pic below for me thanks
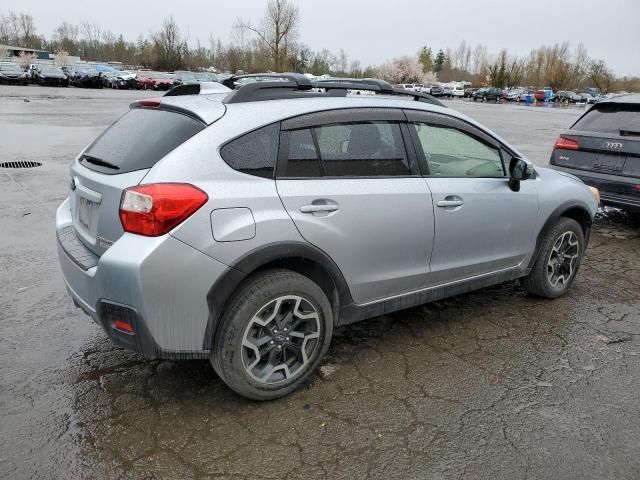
[56,75,600,400]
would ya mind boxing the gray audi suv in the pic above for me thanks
[56,75,600,400]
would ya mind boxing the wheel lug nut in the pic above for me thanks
[274,329,278,333]
[286,337,290,341]
[277,345,282,350]
[270,340,274,345]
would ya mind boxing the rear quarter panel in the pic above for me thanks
[142,108,305,268]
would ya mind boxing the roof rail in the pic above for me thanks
[220,74,445,107]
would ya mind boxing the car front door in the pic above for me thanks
[405,110,539,287]
[276,109,435,304]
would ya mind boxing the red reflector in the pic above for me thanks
[138,99,161,108]
[113,319,134,334]
[554,136,579,150]
[120,183,208,237]
[635,184,640,192]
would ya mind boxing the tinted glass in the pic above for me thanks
[573,104,640,134]
[220,123,278,179]
[315,122,411,177]
[81,109,205,174]
[413,123,504,177]
[1,64,22,72]
[285,128,322,177]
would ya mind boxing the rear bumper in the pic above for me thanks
[550,166,640,208]
[56,197,229,358]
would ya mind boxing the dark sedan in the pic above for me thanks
[0,63,29,85]
[72,67,103,88]
[34,66,70,87]
[550,94,640,210]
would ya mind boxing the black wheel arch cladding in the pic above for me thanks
[203,241,354,350]
[528,200,593,270]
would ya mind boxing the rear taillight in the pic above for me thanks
[138,98,161,108]
[119,183,208,237]
[554,136,580,150]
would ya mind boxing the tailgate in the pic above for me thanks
[69,164,149,256]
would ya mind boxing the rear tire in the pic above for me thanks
[520,217,585,298]
[211,269,333,401]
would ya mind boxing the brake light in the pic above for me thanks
[119,183,208,236]
[554,136,579,150]
[138,99,161,108]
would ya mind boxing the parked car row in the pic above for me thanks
[0,62,224,90]
[466,86,614,104]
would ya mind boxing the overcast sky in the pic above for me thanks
[13,0,640,76]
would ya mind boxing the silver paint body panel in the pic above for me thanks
[56,93,599,355]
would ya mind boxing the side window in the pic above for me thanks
[220,123,278,179]
[315,122,411,177]
[285,129,322,177]
[412,123,505,178]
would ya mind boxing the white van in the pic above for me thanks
[452,85,465,97]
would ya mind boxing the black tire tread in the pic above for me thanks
[520,217,584,298]
[211,269,333,401]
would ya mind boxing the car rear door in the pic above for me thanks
[405,110,539,286]
[276,108,435,304]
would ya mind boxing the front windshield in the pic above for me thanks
[0,64,22,73]
[43,67,64,75]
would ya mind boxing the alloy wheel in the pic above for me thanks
[241,295,321,385]
[547,231,580,287]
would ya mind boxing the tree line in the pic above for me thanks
[1,2,637,93]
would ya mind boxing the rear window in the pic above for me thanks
[220,123,279,179]
[81,108,205,174]
[573,104,640,135]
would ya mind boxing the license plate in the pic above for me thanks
[77,197,96,232]
[592,155,626,172]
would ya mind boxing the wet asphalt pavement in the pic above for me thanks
[1,86,639,480]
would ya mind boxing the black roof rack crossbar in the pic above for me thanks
[224,80,347,104]
[221,73,313,90]
[314,78,394,93]
[313,78,444,106]
[220,74,445,107]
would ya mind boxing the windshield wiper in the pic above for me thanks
[82,155,120,170]
[620,129,640,137]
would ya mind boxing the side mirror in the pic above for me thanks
[508,157,532,192]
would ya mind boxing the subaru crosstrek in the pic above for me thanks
[56,75,600,400]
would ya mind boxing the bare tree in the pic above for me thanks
[18,13,39,48]
[151,16,186,70]
[570,43,590,89]
[589,59,613,93]
[81,22,102,59]
[54,22,79,54]
[235,0,299,71]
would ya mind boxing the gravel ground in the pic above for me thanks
[1,85,639,480]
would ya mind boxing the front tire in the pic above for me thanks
[211,269,333,400]
[521,217,585,298]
